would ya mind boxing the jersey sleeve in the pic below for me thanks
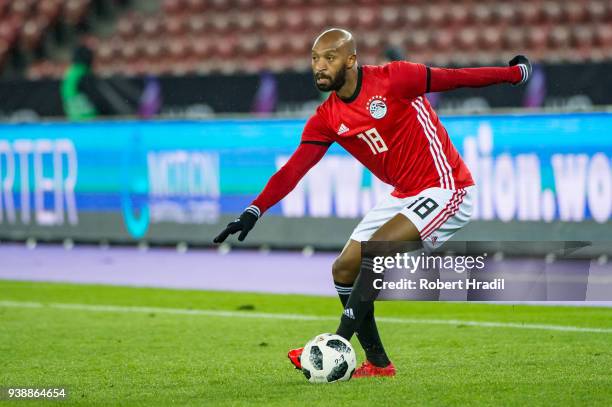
[387,61,523,98]
[250,142,329,215]
[428,66,523,92]
[386,60,429,100]
[300,110,335,145]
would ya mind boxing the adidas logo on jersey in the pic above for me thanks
[337,123,349,135]
[343,308,355,319]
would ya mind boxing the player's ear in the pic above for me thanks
[346,54,356,69]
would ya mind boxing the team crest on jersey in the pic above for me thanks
[367,95,387,119]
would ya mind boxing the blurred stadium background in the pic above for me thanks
[0,0,610,292]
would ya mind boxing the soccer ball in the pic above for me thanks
[300,333,356,383]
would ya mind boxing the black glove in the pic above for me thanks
[509,55,532,86]
[213,206,260,243]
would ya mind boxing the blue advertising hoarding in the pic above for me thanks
[0,113,610,245]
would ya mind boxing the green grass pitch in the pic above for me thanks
[1,280,612,406]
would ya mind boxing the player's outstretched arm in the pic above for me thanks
[428,55,532,92]
[213,142,329,243]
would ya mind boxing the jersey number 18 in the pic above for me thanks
[357,128,388,155]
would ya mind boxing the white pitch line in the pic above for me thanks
[1,300,612,334]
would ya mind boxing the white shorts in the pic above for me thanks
[350,186,475,250]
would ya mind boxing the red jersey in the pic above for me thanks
[303,62,474,198]
[251,61,524,215]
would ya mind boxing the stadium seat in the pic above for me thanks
[38,0,63,25]
[21,17,49,52]
[63,0,91,27]
[116,15,138,39]
[164,16,187,37]
[472,4,493,25]
[0,38,9,70]
[458,28,479,51]
[185,0,206,13]
[586,1,606,22]
[594,24,612,47]
[448,4,469,27]
[6,0,610,78]
[10,0,34,21]
[0,17,20,48]
[162,0,181,15]
[402,5,423,28]
[564,2,587,24]
[142,17,163,39]
[380,5,402,29]
[480,27,502,51]
[235,11,257,32]
[432,29,453,52]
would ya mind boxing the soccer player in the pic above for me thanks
[214,28,531,377]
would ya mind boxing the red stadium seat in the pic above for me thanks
[572,25,595,48]
[457,27,479,51]
[355,6,378,30]
[10,0,34,21]
[0,38,9,71]
[162,0,182,16]
[63,0,91,27]
[259,0,281,9]
[209,0,231,11]
[495,3,517,25]
[234,0,256,9]
[37,0,63,25]
[402,5,423,28]
[594,24,612,47]
[0,0,7,19]
[471,4,493,25]
[549,25,571,50]
[329,6,353,28]
[210,13,232,34]
[96,40,117,66]
[287,33,309,55]
[21,17,49,51]
[424,4,447,27]
[142,17,163,39]
[163,15,187,37]
[119,41,140,62]
[0,17,20,47]
[263,33,285,56]
[306,8,328,31]
[542,1,562,24]
[116,15,139,39]
[448,4,469,27]
[185,0,206,13]
[432,28,454,52]
[406,29,428,53]
[360,31,383,54]
[564,2,587,24]
[235,11,257,33]
[479,26,502,51]
[526,25,549,50]
[283,9,306,32]
[380,5,402,29]
[586,1,606,22]
[517,2,542,25]
[214,35,237,58]
[237,35,262,57]
[14,0,605,77]
[503,27,526,51]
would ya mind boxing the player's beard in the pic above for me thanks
[314,67,347,92]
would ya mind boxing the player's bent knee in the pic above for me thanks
[332,256,360,284]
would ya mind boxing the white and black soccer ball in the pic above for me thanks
[300,333,356,383]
